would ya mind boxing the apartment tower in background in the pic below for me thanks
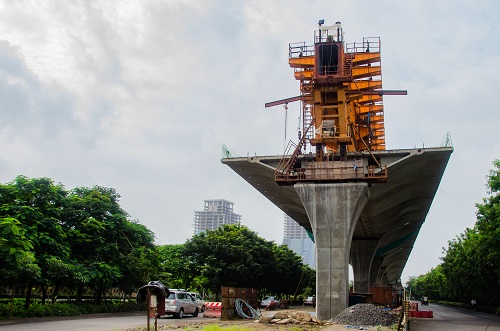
[193,199,242,235]
[282,214,316,269]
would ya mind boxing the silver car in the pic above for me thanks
[164,291,199,318]
[189,292,206,312]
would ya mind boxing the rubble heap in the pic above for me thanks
[258,311,325,325]
[332,304,397,327]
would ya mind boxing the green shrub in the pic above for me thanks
[25,304,49,318]
[115,303,140,312]
[0,300,141,319]
[0,298,27,318]
[48,303,82,316]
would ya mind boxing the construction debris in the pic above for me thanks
[332,304,397,327]
[258,310,326,325]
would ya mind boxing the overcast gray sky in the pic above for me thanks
[0,1,498,283]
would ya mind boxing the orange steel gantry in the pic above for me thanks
[267,21,406,185]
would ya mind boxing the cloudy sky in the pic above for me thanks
[0,0,498,283]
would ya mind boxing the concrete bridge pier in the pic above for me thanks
[370,257,384,286]
[295,183,370,320]
[351,239,379,293]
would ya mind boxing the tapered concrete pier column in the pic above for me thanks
[295,183,370,320]
[350,239,379,293]
[370,257,384,286]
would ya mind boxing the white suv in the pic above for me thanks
[164,291,199,318]
[189,292,206,312]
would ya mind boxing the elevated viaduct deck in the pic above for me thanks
[222,147,452,318]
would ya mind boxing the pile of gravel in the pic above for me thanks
[332,303,397,327]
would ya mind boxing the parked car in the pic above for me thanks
[303,296,315,306]
[189,292,206,312]
[260,296,281,308]
[164,290,199,318]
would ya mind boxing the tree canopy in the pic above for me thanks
[0,176,159,308]
[407,159,500,307]
[159,224,315,299]
[1,175,315,309]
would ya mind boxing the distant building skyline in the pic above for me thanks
[193,199,242,235]
[282,214,316,269]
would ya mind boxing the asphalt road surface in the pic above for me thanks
[0,311,213,331]
[410,302,500,331]
[1,304,499,331]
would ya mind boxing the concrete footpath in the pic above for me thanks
[409,302,500,330]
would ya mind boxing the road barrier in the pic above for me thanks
[410,310,433,318]
[420,310,433,318]
[204,302,222,318]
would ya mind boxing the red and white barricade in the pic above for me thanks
[203,302,222,318]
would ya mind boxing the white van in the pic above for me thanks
[189,292,206,312]
[164,290,199,318]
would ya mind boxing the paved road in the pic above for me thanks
[410,302,500,331]
[2,304,498,330]
[0,311,214,331]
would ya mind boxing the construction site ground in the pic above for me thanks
[149,306,394,331]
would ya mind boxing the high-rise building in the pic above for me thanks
[193,199,242,235]
[282,214,316,269]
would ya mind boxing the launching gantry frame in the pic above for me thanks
[266,21,406,185]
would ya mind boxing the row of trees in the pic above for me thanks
[406,160,500,307]
[158,225,316,300]
[1,175,315,310]
[0,176,159,309]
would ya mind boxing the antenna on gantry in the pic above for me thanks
[283,103,288,151]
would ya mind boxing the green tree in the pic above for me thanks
[0,176,69,308]
[441,160,500,306]
[0,175,159,307]
[474,159,500,292]
[184,224,275,297]
[157,244,196,289]
[182,224,312,299]
[115,222,160,297]
[65,186,156,303]
[43,256,75,303]
[268,245,314,296]
[0,217,40,284]
[410,159,500,307]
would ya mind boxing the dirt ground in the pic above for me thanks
[153,319,391,331]
[146,307,393,331]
